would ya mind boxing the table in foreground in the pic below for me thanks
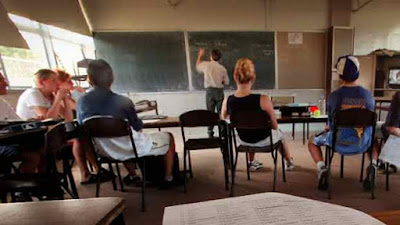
[370,210,400,225]
[0,197,126,225]
[163,193,383,225]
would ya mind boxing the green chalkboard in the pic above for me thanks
[189,32,275,90]
[93,32,188,92]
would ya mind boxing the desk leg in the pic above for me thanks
[378,102,382,121]
[111,213,126,225]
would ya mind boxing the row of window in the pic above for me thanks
[0,14,94,88]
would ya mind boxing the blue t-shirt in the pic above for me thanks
[326,86,375,154]
[76,87,143,131]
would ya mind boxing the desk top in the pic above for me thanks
[0,127,47,145]
[163,193,383,225]
[374,97,393,102]
[370,210,400,225]
[0,197,125,225]
[143,115,328,129]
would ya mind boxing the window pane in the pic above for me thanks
[0,32,48,87]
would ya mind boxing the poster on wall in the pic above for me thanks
[288,33,303,45]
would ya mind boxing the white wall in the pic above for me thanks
[130,89,324,116]
[351,0,400,55]
[83,0,330,32]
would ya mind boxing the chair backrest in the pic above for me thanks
[271,96,295,105]
[83,117,131,138]
[82,116,139,160]
[179,110,220,127]
[334,108,376,128]
[230,110,272,130]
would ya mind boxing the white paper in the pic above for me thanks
[163,193,383,225]
[379,135,400,167]
[288,33,303,45]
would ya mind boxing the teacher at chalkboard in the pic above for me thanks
[196,48,229,138]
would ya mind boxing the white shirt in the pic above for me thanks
[196,61,229,88]
[0,97,20,120]
[16,88,52,120]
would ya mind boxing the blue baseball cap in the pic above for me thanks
[336,55,360,82]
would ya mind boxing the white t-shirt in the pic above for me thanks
[196,61,229,88]
[0,97,20,120]
[16,88,52,120]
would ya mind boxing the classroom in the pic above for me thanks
[0,0,400,224]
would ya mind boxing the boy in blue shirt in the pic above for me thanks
[308,55,375,190]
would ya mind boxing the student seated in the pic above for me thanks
[76,59,176,188]
[16,69,103,184]
[221,58,294,171]
[55,69,86,109]
[308,56,374,190]
[0,98,40,174]
[372,91,400,173]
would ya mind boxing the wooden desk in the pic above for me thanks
[163,192,383,225]
[143,116,328,129]
[370,210,400,225]
[0,197,126,225]
[143,116,180,129]
[0,127,47,145]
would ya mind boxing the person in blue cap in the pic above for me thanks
[308,55,375,191]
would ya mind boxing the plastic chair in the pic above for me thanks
[83,117,146,211]
[179,110,229,193]
[229,110,286,196]
[325,108,377,199]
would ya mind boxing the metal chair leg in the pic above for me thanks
[386,162,390,191]
[370,159,375,200]
[108,163,117,191]
[340,155,344,178]
[281,145,286,182]
[292,123,295,140]
[229,126,237,197]
[0,193,7,203]
[302,123,306,145]
[183,148,187,193]
[245,152,250,180]
[115,163,124,192]
[140,159,146,212]
[327,147,332,199]
[272,150,278,192]
[95,178,101,197]
[360,152,365,182]
[222,147,229,191]
[65,158,79,199]
[188,150,193,178]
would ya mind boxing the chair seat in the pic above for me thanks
[185,138,222,150]
[237,141,282,153]
[0,173,62,192]
[98,157,124,163]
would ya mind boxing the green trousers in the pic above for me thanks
[206,87,224,136]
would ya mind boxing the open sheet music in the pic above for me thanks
[163,193,383,225]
